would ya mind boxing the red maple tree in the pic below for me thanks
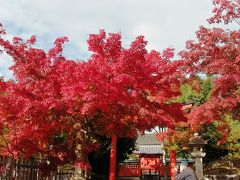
[180,26,240,127]
[0,24,185,173]
[179,0,240,141]
[157,0,239,154]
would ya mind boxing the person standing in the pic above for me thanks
[174,160,198,180]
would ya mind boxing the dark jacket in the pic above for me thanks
[175,167,198,180]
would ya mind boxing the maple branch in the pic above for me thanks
[2,135,15,157]
[233,18,240,25]
[108,74,114,83]
[83,112,103,136]
[153,127,159,133]
[13,118,19,157]
[0,39,26,63]
[139,89,149,99]
[72,114,82,123]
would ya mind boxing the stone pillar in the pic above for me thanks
[191,148,206,180]
[189,133,207,180]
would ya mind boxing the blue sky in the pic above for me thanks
[0,0,232,80]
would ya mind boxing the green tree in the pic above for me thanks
[175,77,240,160]
[175,76,212,105]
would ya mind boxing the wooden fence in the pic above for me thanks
[0,156,74,180]
[118,163,141,177]
[118,162,171,177]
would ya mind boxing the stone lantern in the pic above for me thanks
[189,132,207,180]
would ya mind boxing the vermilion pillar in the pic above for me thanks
[169,150,177,180]
[109,134,117,180]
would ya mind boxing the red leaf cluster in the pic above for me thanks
[208,0,240,24]
[180,26,240,127]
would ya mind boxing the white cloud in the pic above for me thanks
[0,53,14,80]
[0,0,218,79]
